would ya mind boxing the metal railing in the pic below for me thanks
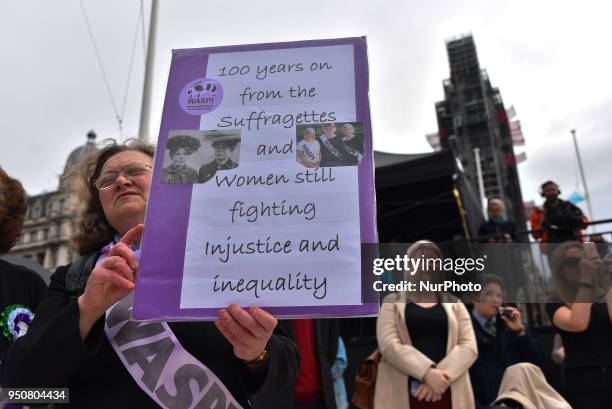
[467,217,612,243]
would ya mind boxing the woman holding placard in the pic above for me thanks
[1,139,298,409]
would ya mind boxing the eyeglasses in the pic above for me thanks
[94,163,153,191]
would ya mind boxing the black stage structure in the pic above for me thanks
[341,149,485,403]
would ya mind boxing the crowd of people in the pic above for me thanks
[0,139,611,409]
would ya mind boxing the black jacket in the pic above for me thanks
[198,159,238,183]
[1,262,298,408]
[469,310,539,408]
[253,319,339,409]
[543,199,586,243]
[478,220,517,243]
[0,260,47,365]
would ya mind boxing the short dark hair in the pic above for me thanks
[541,180,559,190]
[166,134,201,156]
[0,167,28,254]
[477,274,505,291]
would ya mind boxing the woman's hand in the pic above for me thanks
[579,255,600,285]
[423,367,451,395]
[215,304,277,362]
[78,224,143,339]
[414,383,440,402]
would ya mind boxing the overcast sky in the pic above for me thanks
[1,0,610,230]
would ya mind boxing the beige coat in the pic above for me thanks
[496,363,571,409]
[374,293,478,409]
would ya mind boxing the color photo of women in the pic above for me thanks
[296,127,321,168]
[295,122,364,168]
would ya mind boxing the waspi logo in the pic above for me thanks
[179,78,223,115]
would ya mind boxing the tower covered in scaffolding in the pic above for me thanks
[435,34,527,234]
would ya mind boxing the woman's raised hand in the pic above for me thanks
[78,224,143,339]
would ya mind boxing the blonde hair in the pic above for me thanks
[487,198,505,211]
[550,241,604,304]
[404,240,443,282]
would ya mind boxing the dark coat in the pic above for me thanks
[161,164,199,184]
[469,310,539,408]
[198,159,238,183]
[0,260,47,365]
[1,261,298,408]
[478,220,517,243]
[253,319,339,409]
[317,135,355,167]
[542,199,587,243]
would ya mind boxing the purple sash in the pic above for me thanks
[320,134,362,163]
[98,242,242,409]
[301,141,319,163]
[318,135,343,161]
[341,138,363,162]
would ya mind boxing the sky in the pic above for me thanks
[1,0,611,230]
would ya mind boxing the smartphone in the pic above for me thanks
[410,379,441,400]
[497,307,514,319]
[410,380,421,396]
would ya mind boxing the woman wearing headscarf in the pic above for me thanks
[1,140,298,409]
[375,241,477,409]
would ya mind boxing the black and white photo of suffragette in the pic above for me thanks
[161,133,201,184]
[198,130,241,183]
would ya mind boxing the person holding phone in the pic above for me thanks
[546,241,612,409]
[468,274,539,408]
[375,241,477,409]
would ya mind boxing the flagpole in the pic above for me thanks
[473,147,487,218]
[138,0,159,140]
[571,129,595,233]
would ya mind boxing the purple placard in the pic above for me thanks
[133,37,378,321]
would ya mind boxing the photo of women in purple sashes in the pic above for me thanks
[160,129,241,184]
[296,122,364,168]
[296,127,321,168]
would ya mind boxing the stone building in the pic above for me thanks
[9,132,97,270]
